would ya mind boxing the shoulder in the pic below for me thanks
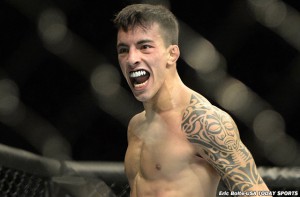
[182,92,240,145]
[127,111,145,135]
[182,95,267,192]
[128,111,145,126]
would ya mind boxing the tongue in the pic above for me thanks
[135,75,149,84]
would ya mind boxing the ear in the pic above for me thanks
[167,45,180,65]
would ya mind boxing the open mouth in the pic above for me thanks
[129,69,150,89]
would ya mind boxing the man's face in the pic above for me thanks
[116,23,170,102]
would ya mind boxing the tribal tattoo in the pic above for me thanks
[181,94,263,192]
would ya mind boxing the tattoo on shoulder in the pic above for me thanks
[181,94,264,191]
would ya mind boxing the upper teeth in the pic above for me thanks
[130,70,147,78]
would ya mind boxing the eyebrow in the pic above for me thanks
[137,39,154,45]
[117,39,154,49]
[116,43,127,49]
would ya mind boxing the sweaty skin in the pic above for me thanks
[125,92,221,197]
[117,23,270,197]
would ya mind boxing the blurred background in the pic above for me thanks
[0,0,299,167]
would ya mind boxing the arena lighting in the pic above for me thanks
[6,0,134,157]
[179,22,222,75]
[215,78,250,113]
[248,0,300,52]
[90,64,121,97]
[38,8,67,46]
[250,0,287,28]
[179,19,262,123]
[178,19,300,165]
[0,77,72,160]
[253,110,285,143]
[90,64,142,125]
[264,134,299,166]
[37,5,142,126]
[31,1,143,128]
[253,110,300,165]
[38,8,73,55]
[38,8,114,80]
[93,80,142,127]
[247,0,300,165]
[0,79,20,118]
[185,37,220,74]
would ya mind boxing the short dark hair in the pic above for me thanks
[113,4,179,45]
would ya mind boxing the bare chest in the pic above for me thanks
[125,116,195,181]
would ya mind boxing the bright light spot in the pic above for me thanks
[0,79,20,116]
[248,0,300,51]
[264,135,298,165]
[91,64,121,96]
[38,8,69,49]
[278,10,300,51]
[216,78,249,112]
[265,1,286,27]
[184,37,220,74]
[253,109,285,142]
[248,0,287,27]
[42,135,71,160]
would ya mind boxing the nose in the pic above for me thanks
[127,48,140,67]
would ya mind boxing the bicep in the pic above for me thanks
[182,104,264,192]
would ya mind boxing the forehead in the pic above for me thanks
[117,23,164,45]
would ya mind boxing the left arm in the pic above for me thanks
[181,94,270,196]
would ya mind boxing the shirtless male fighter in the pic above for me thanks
[113,3,271,197]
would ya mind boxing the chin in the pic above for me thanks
[133,93,151,102]
[135,95,148,102]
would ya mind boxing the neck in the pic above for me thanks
[143,71,187,118]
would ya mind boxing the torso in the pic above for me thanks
[125,92,221,197]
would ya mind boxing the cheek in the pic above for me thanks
[153,58,168,77]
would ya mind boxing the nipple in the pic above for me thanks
[155,164,161,170]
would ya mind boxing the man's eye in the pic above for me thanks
[141,45,152,50]
[118,48,128,54]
